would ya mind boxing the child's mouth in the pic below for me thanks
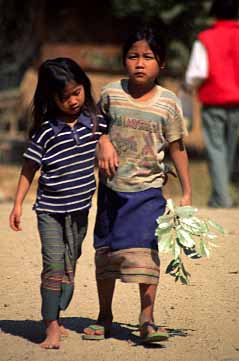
[70,106,80,112]
[135,72,145,77]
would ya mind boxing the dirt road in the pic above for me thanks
[0,201,239,361]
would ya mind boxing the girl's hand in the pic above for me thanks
[180,194,192,207]
[9,159,38,232]
[98,135,119,177]
[9,205,22,231]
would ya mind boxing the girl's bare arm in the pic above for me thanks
[9,159,39,231]
[97,134,119,177]
[169,139,192,206]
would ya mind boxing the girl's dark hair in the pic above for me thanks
[122,25,166,69]
[30,57,96,137]
[209,0,239,19]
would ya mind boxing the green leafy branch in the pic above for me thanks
[155,199,225,285]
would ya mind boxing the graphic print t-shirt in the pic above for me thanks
[100,79,187,192]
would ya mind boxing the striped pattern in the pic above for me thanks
[101,80,186,139]
[99,79,188,192]
[24,113,106,213]
[38,210,88,320]
[95,247,160,285]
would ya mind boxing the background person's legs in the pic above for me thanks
[202,107,233,207]
[226,108,239,179]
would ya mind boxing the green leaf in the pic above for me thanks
[199,240,210,257]
[179,274,189,285]
[190,217,208,233]
[155,225,173,240]
[180,217,206,236]
[207,219,225,235]
[165,258,180,274]
[175,206,198,218]
[166,198,175,213]
[157,222,171,229]
[173,239,181,258]
[181,262,191,277]
[155,227,172,237]
[156,200,225,284]
[180,222,201,236]
[158,233,173,253]
[176,228,195,248]
[156,214,174,225]
[206,232,217,240]
[156,222,173,232]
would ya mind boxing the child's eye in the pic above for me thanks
[73,86,83,96]
[144,54,155,60]
[127,54,137,59]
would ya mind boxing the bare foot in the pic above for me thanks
[59,324,69,337]
[40,320,61,349]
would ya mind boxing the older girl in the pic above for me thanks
[83,26,192,343]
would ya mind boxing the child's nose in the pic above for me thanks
[69,97,78,105]
[136,57,144,67]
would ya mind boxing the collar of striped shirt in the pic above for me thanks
[49,113,92,135]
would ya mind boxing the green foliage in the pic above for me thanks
[111,0,211,27]
[155,199,225,285]
[111,0,212,75]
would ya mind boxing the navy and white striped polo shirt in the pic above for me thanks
[24,113,107,213]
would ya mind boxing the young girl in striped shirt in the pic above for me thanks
[9,57,106,349]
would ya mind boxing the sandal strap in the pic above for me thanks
[87,324,105,331]
[140,322,158,332]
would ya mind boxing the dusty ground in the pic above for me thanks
[1,61,238,360]
[1,192,239,361]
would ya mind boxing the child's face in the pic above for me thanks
[54,80,85,117]
[125,40,160,87]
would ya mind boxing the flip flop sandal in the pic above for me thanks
[82,324,110,340]
[140,322,169,344]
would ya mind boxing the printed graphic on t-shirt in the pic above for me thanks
[100,80,187,192]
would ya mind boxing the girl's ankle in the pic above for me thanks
[98,312,113,323]
[43,319,59,327]
[139,313,154,326]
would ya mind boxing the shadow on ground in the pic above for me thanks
[0,317,193,348]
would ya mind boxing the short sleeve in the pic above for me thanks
[100,90,110,117]
[185,40,208,86]
[23,132,44,166]
[97,89,111,133]
[163,98,188,143]
[97,113,108,134]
